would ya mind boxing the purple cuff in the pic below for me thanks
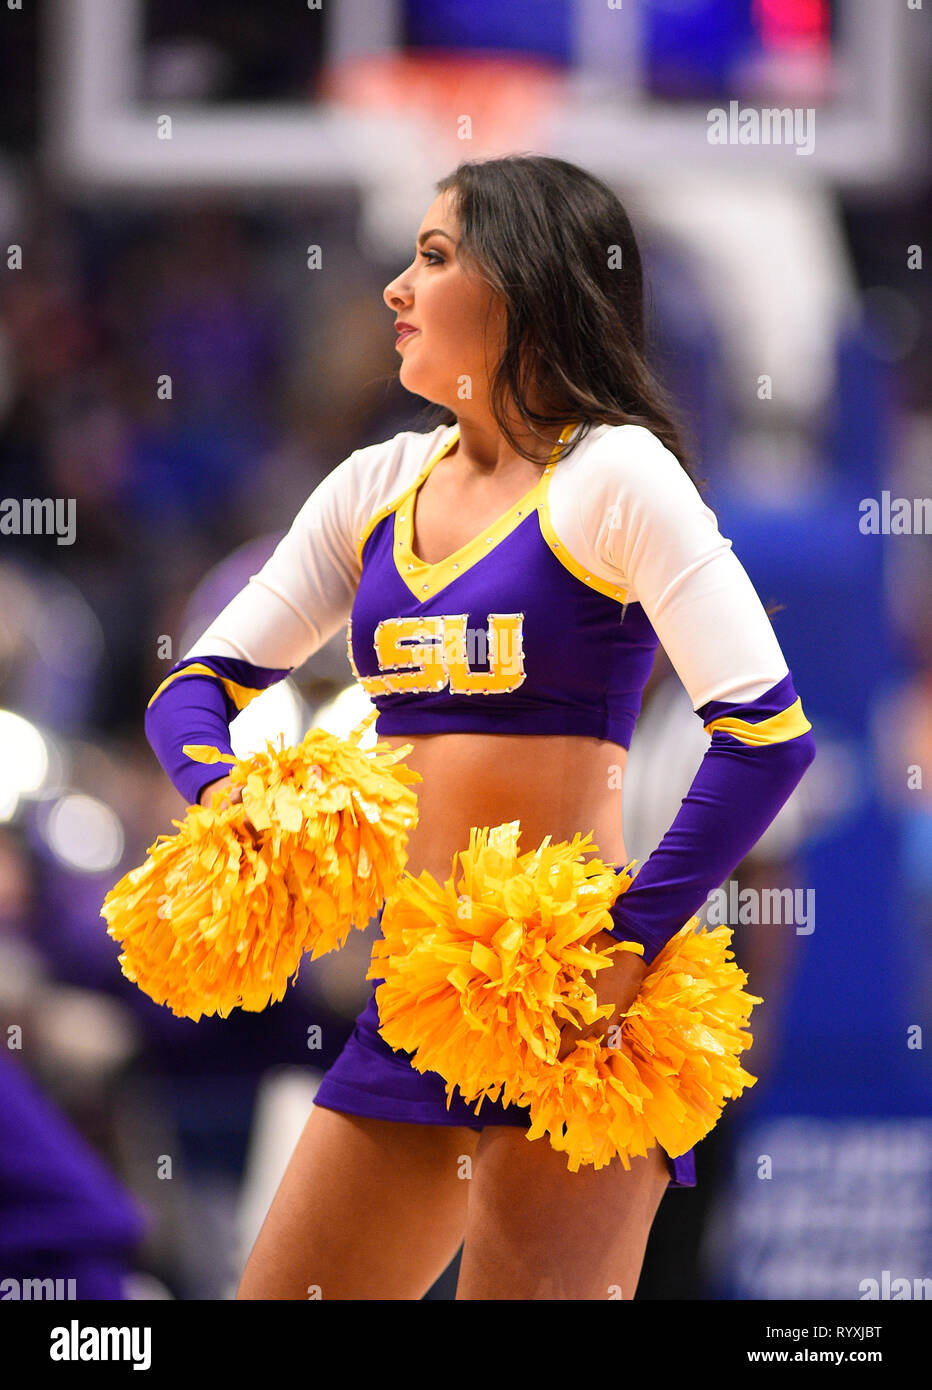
[606,672,816,965]
[144,654,290,805]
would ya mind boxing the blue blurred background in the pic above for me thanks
[0,0,929,1301]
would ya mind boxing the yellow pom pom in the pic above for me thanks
[370,821,633,1104]
[101,719,420,1021]
[370,822,762,1171]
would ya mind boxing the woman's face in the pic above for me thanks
[383,190,504,413]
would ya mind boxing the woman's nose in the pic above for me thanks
[383,270,414,310]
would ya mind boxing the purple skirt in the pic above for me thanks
[313,918,697,1190]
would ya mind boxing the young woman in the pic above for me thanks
[145,155,815,1300]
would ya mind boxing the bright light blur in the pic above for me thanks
[0,710,50,817]
[312,683,379,748]
[0,785,17,823]
[44,793,125,875]
[228,679,307,759]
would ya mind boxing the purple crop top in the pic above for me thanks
[346,426,659,746]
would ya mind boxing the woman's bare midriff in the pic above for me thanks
[376,730,629,881]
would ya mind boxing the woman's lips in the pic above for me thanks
[395,328,419,348]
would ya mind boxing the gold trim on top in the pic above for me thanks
[391,421,579,601]
[537,482,629,605]
[355,427,461,567]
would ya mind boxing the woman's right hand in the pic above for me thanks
[198,774,238,811]
[198,775,261,842]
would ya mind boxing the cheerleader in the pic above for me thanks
[145,155,815,1300]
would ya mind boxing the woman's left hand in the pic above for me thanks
[556,930,650,1061]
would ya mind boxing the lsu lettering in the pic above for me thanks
[348,613,526,696]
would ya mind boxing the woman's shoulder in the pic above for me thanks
[305,424,454,530]
[566,420,685,480]
[312,424,454,557]
[345,423,454,471]
[338,424,454,496]
[556,421,706,515]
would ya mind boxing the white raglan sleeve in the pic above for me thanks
[180,449,368,667]
[564,426,815,967]
[146,444,377,803]
[584,427,789,707]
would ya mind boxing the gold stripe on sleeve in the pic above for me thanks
[146,662,267,713]
[703,697,812,746]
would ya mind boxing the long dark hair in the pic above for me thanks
[411,153,700,489]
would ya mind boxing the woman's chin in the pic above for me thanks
[398,367,447,408]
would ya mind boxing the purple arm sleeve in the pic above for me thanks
[144,655,290,806]
[608,670,816,964]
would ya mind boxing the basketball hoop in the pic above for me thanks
[320,51,565,168]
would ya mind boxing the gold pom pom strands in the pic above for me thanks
[522,917,763,1172]
[370,821,643,1106]
[100,714,420,1021]
[371,820,762,1171]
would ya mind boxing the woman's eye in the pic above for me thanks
[419,250,443,265]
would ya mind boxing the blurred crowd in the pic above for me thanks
[0,188,438,1297]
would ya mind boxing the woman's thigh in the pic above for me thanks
[237,1105,480,1301]
[456,1128,670,1300]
